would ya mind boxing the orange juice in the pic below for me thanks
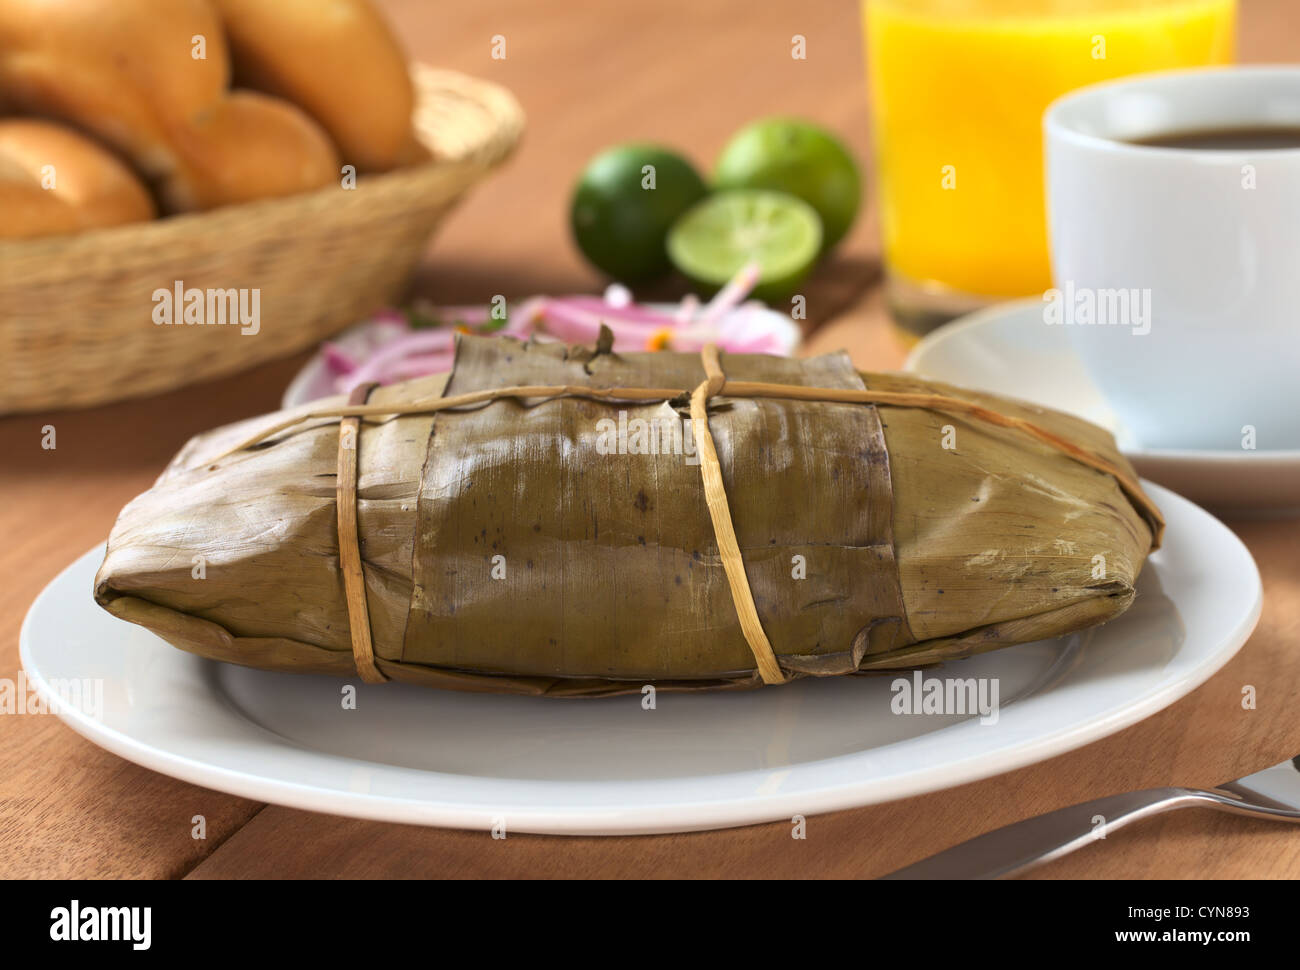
[864,0,1235,330]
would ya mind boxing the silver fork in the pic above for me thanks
[881,754,1300,879]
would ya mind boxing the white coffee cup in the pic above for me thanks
[1044,66,1300,451]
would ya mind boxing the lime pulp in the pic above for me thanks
[667,189,822,302]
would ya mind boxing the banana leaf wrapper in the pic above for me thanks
[94,335,1161,696]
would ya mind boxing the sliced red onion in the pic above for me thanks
[325,267,797,393]
[697,261,761,326]
[673,293,699,325]
[340,330,457,392]
[321,342,360,374]
[551,296,679,329]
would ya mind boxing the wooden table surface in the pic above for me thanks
[2,0,1298,879]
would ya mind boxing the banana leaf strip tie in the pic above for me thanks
[336,381,387,683]
[207,344,1165,687]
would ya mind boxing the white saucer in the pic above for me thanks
[21,484,1260,835]
[905,300,1300,513]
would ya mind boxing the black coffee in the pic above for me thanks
[1127,126,1300,150]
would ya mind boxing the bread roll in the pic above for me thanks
[0,0,229,180]
[0,161,84,239]
[165,91,341,211]
[0,118,156,238]
[0,0,340,212]
[212,0,417,172]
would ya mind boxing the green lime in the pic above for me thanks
[714,118,860,251]
[667,189,822,302]
[570,144,708,282]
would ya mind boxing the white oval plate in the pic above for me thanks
[905,299,1300,513]
[22,482,1259,836]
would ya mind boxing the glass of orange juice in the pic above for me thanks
[863,0,1236,337]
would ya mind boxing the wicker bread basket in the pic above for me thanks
[0,66,524,414]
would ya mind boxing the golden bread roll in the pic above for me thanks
[212,0,417,171]
[0,0,229,180]
[0,118,156,238]
[164,91,341,211]
[0,0,338,212]
[0,160,84,239]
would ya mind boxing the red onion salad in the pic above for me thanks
[323,263,800,395]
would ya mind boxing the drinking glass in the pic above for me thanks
[862,0,1236,338]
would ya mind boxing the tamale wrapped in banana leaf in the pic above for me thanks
[94,334,1162,696]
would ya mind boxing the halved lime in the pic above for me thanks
[667,189,822,302]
